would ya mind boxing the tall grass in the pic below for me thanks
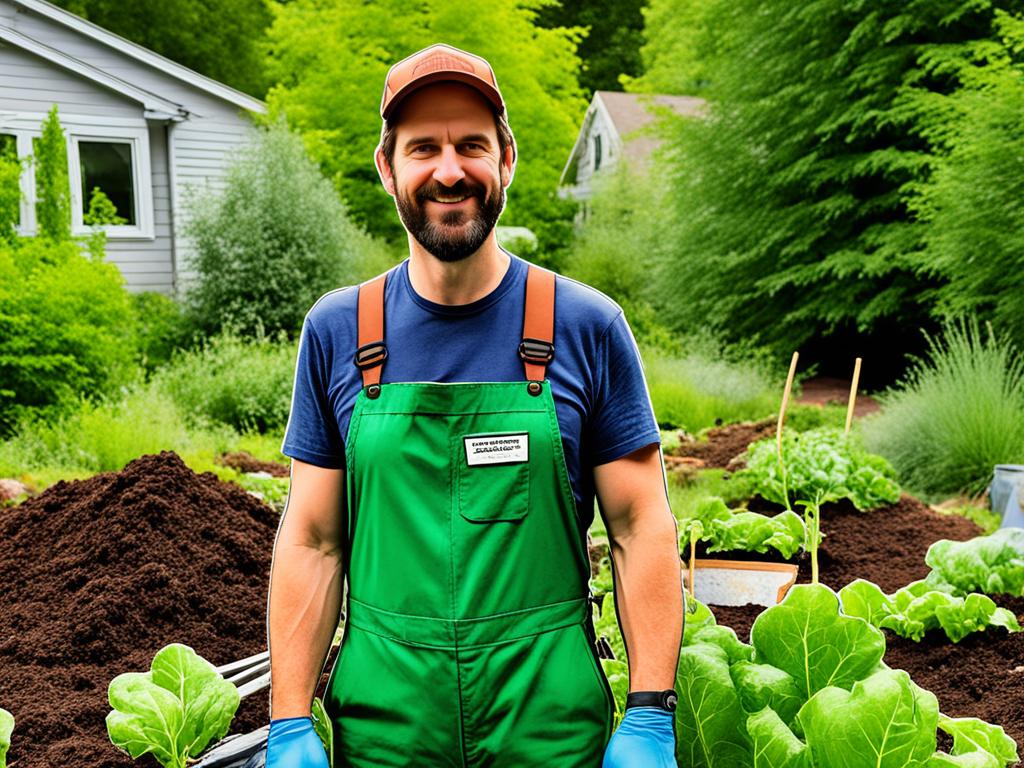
[861,319,1024,497]
[643,340,778,432]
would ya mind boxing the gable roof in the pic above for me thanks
[5,0,266,115]
[560,90,705,185]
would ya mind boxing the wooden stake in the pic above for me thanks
[777,352,799,458]
[845,357,862,436]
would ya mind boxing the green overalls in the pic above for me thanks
[322,264,616,766]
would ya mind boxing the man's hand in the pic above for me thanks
[602,708,676,767]
[266,717,330,768]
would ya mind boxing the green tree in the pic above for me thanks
[535,0,647,95]
[34,105,71,242]
[651,0,1023,367]
[624,0,716,95]
[915,11,1024,343]
[0,137,20,244]
[52,0,272,97]
[264,0,588,257]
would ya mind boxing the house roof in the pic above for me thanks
[560,90,705,186]
[6,0,266,115]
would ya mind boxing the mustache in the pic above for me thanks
[415,180,484,202]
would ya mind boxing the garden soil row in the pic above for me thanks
[705,498,1024,749]
[0,452,280,768]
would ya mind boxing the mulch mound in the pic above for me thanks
[216,450,290,478]
[671,418,776,469]
[700,498,1024,749]
[0,452,279,768]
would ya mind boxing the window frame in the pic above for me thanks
[0,114,154,240]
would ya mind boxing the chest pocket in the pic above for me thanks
[457,432,531,522]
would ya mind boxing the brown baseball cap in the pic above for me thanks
[380,43,505,121]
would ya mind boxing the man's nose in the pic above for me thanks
[432,144,466,188]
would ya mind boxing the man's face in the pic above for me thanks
[378,82,513,262]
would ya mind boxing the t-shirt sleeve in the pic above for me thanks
[589,311,662,465]
[280,316,345,469]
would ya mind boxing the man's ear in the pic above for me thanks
[374,145,396,197]
[501,143,516,189]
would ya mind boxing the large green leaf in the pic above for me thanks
[106,672,185,767]
[310,697,334,765]
[926,715,1020,767]
[675,643,753,767]
[751,584,885,700]
[748,707,810,768]
[0,708,13,768]
[688,624,754,664]
[799,668,939,768]
[732,662,804,727]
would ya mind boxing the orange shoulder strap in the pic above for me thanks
[520,264,555,382]
[355,271,388,389]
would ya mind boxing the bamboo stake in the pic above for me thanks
[777,352,799,458]
[689,534,697,603]
[845,357,862,436]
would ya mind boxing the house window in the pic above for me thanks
[78,140,136,225]
[593,134,602,171]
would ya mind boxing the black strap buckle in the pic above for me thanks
[519,337,554,365]
[354,341,388,370]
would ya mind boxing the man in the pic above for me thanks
[265,43,683,767]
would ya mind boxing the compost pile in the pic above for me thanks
[672,418,776,469]
[707,498,1024,748]
[0,451,278,768]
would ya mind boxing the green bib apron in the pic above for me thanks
[322,264,615,766]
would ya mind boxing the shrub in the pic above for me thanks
[131,291,189,374]
[181,120,391,341]
[153,329,295,434]
[0,237,138,436]
[861,319,1024,498]
[0,137,21,243]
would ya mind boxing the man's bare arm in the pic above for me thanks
[593,443,683,691]
[267,458,346,718]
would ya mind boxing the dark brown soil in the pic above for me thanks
[671,418,776,469]
[0,452,280,768]
[217,450,290,478]
[695,497,1024,748]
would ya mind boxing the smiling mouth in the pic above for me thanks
[428,194,472,204]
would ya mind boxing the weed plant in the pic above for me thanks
[154,329,295,434]
[861,319,1024,498]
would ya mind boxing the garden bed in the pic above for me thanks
[704,498,1024,748]
[0,452,277,768]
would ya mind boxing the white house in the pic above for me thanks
[0,0,266,296]
[559,90,705,206]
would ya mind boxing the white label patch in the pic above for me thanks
[464,433,529,466]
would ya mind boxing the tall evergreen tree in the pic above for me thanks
[653,0,1024,374]
[34,106,71,243]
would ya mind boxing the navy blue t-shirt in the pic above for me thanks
[280,252,661,528]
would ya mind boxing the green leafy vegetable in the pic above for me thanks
[925,529,1024,597]
[747,707,809,768]
[600,658,629,730]
[680,497,806,559]
[840,579,1022,643]
[751,584,885,700]
[676,642,752,766]
[594,592,626,663]
[0,707,13,768]
[106,643,240,768]
[798,668,939,767]
[742,429,901,511]
[928,715,1020,767]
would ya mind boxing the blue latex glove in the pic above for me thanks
[266,716,330,768]
[602,707,676,767]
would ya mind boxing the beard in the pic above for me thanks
[395,175,505,263]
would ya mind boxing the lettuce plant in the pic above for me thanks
[0,707,13,768]
[672,585,1019,767]
[310,697,333,765]
[106,643,240,768]
[924,529,1024,597]
[742,428,901,511]
[680,497,806,560]
[840,579,1022,643]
